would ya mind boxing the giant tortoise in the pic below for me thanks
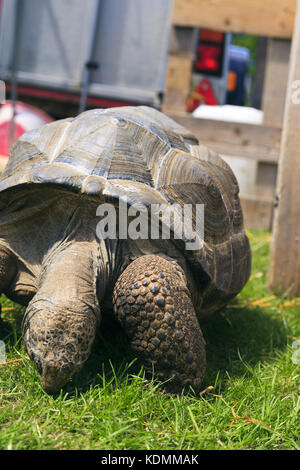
[0,106,251,393]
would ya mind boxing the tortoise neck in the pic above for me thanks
[28,240,101,325]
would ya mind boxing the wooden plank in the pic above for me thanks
[255,162,278,199]
[168,26,196,54]
[269,0,300,296]
[254,40,290,202]
[162,53,194,114]
[162,27,195,114]
[241,196,274,231]
[263,39,291,127]
[167,114,281,163]
[172,0,296,38]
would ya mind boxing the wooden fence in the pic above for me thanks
[162,0,300,295]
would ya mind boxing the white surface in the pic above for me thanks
[192,104,263,124]
[222,155,257,195]
[193,104,263,196]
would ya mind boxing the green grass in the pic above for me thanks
[0,230,299,450]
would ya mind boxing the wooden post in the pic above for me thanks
[263,38,291,127]
[255,40,291,206]
[171,0,296,38]
[162,26,195,114]
[268,0,300,296]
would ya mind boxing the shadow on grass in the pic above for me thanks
[0,298,289,396]
[202,305,288,387]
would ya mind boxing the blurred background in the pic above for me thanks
[0,0,262,118]
[0,0,291,231]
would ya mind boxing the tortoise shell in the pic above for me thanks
[0,106,251,314]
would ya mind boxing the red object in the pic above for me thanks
[0,101,53,167]
[186,78,218,112]
[200,29,224,44]
[0,121,24,157]
[195,45,222,74]
[197,79,218,105]
[194,28,225,76]
[5,84,134,109]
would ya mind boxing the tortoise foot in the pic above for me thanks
[113,255,206,394]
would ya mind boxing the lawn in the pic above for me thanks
[0,230,299,450]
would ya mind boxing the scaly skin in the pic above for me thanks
[22,242,101,393]
[0,223,207,394]
[0,196,108,393]
[113,255,206,393]
[0,193,207,394]
[23,305,98,393]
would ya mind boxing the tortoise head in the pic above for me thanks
[0,189,105,393]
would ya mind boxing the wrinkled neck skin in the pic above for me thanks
[0,188,119,309]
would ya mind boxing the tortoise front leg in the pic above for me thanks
[23,243,101,393]
[113,255,206,393]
